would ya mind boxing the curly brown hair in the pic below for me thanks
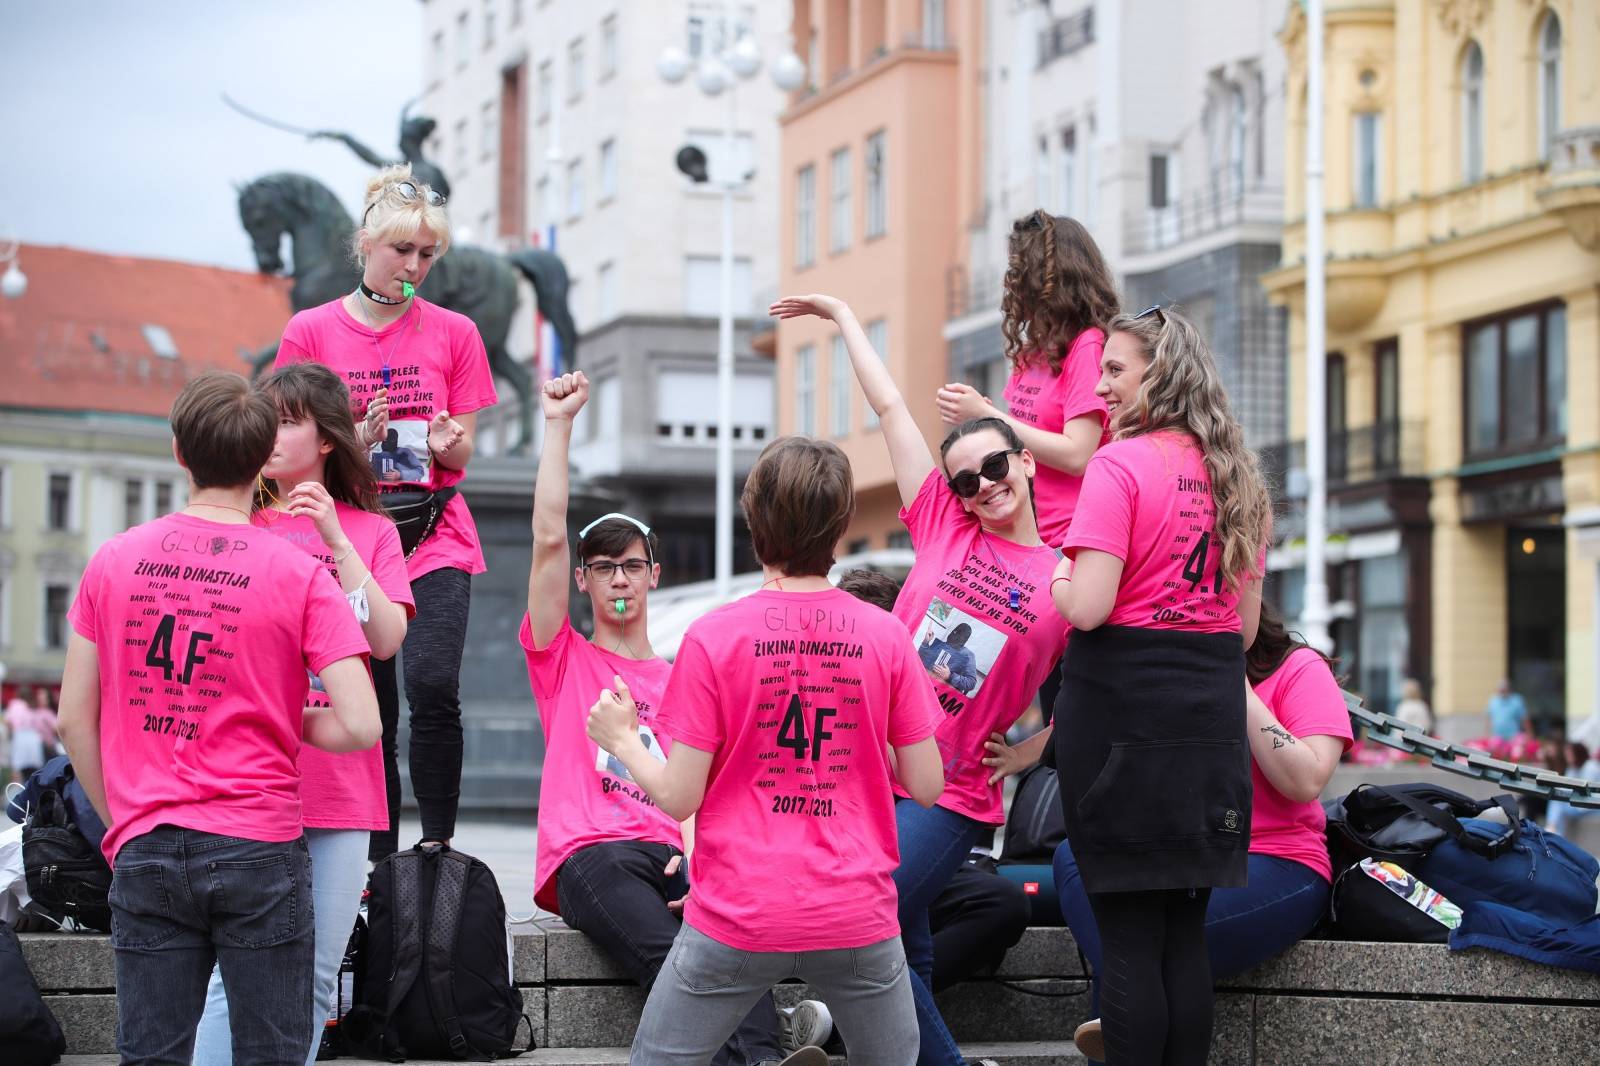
[1000,211,1120,376]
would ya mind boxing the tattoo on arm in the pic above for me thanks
[1260,724,1297,750]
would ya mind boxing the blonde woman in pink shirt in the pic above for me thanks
[1051,306,1272,1065]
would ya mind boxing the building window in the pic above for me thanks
[596,261,617,322]
[887,530,911,550]
[1327,353,1347,482]
[568,38,585,101]
[511,0,523,25]
[1035,136,1051,210]
[44,584,70,651]
[566,158,584,219]
[431,31,446,84]
[601,15,619,80]
[537,60,553,121]
[922,0,946,49]
[1464,302,1567,457]
[124,478,144,530]
[480,101,496,159]
[829,147,851,253]
[536,175,552,224]
[1058,126,1077,218]
[482,0,495,49]
[155,480,174,516]
[454,118,469,173]
[1352,111,1381,207]
[456,11,471,69]
[1461,41,1485,183]
[795,165,817,268]
[47,473,71,531]
[1228,86,1247,191]
[1149,152,1173,208]
[795,345,817,435]
[1538,13,1562,161]
[1084,114,1098,224]
[599,138,618,201]
[865,319,886,429]
[830,335,851,437]
[1375,338,1400,470]
[865,131,887,238]
[683,256,754,317]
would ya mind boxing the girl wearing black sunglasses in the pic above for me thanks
[771,293,1069,1066]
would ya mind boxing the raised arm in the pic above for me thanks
[310,130,391,169]
[770,295,935,508]
[528,372,588,648]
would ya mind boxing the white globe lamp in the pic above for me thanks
[657,45,691,84]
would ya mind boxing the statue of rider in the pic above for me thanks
[310,105,451,201]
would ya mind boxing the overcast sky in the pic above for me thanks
[2,1,422,271]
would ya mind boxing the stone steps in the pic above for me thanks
[26,921,1600,1064]
[59,1042,1082,1066]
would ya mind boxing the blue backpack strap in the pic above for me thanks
[422,848,486,1060]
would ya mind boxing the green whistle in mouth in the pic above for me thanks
[615,598,626,615]
[402,281,415,299]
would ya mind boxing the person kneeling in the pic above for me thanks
[588,436,946,1066]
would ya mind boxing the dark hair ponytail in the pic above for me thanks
[1245,601,1339,686]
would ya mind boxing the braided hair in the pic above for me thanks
[1000,210,1120,376]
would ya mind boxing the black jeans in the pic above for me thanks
[556,840,782,1066]
[928,863,1031,992]
[370,566,472,855]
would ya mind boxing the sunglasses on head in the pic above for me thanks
[947,448,1021,499]
[362,181,447,224]
[1134,304,1166,325]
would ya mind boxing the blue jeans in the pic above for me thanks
[893,799,983,1066]
[192,828,371,1066]
[109,827,315,1066]
[1054,837,1328,1057]
[633,923,918,1066]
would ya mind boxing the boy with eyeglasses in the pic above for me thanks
[522,373,800,1066]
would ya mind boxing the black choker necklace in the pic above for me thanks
[359,282,406,306]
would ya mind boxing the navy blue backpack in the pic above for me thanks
[1415,816,1598,927]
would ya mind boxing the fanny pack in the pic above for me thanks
[379,487,458,557]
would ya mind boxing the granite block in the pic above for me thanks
[544,922,632,982]
[521,985,547,1050]
[510,922,547,985]
[48,993,119,1054]
[1252,994,1600,1066]
[992,925,1084,979]
[20,933,116,992]
[1208,992,1253,1066]
[1222,938,1600,1000]
[546,983,648,1047]
[933,978,1087,1042]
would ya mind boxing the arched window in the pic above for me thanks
[1461,42,1485,183]
[1538,12,1562,160]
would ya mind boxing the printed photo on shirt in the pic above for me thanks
[912,598,1007,698]
[370,420,431,484]
[597,723,666,782]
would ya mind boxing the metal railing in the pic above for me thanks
[1123,180,1283,256]
[1345,690,1600,809]
[1256,419,1425,496]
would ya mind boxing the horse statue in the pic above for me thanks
[236,172,578,455]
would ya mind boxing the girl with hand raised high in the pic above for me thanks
[771,294,1069,1066]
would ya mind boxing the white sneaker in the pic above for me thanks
[780,999,834,1051]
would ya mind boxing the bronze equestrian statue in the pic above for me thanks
[237,172,577,456]
[309,101,453,202]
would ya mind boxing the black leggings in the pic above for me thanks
[368,565,472,858]
[1088,886,1214,1066]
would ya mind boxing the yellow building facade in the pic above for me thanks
[1264,1,1600,730]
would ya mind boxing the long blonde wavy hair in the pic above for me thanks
[1108,308,1270,591]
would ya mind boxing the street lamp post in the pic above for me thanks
[659,3,804,600]
[1301,0,1332,652]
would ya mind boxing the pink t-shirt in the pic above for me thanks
[252,504,415,831]
[1001,331,1109,547]
[656,588,941,951]
[521,615,682,915]
[276,298,499,581]
[1064,431,1253,633]
[1249,647,1355,881]
[891,471,1069,825]
[68,514,371,865]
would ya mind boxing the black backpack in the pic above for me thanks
[0,920,67,1065]
[343,845,532,1061]
[1000,764,1066,864]
[23,787,112,933]
[1322,782,1519,873]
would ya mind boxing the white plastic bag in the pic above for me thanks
[0,822,29,926]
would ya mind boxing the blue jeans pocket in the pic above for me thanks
[671,928,750,992]
[109,863,179,950]
[850,937,907,986]
[208,850,307,949]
